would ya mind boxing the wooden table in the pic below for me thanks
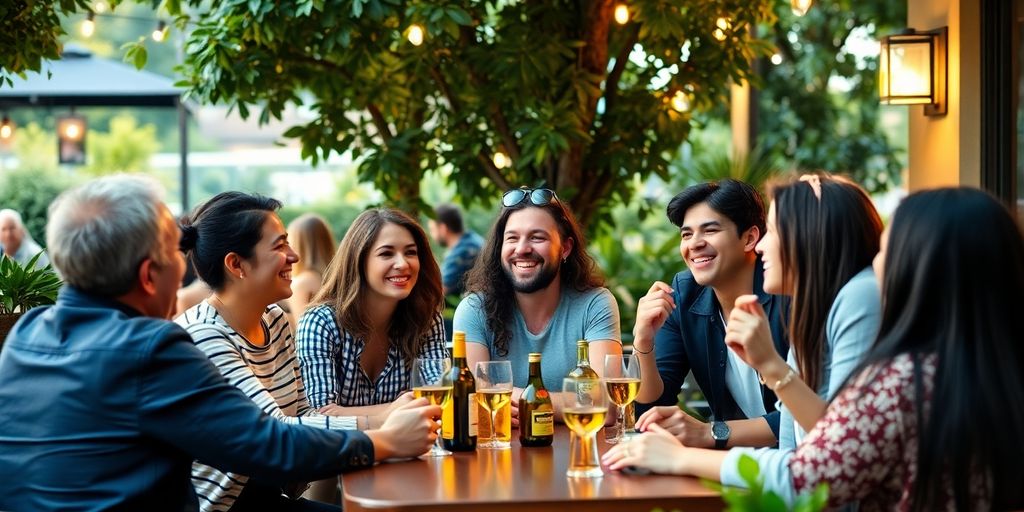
[342,426,722,512]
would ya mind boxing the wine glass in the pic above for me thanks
[562,377,607,478]
[474,361,513,450]
[603,353,640,444]
[412,357,454,457]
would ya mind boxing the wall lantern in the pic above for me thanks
[57,114,87,165]
[878,27,947,116]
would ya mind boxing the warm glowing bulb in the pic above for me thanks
[152,22,167,42]
[64,123,81,140]
[0,124,12,140]
[791,0,812,16]
[671,91,690,112]
[614,4,629,25]
[493,151,509,169]
[94,1,107,13]
[407,24,424,46]
[770,53,783,65]
[81,19,95,37]
[715,17,731,31]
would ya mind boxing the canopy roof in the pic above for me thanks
[0,45,182,108]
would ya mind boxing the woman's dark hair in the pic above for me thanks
[463,195,603,358]
[767,173,882,390]
[666,178,766,237]
[179,191,282,291]
[311,208,443,362]
[848,188,1024,510]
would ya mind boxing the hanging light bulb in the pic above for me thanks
[492,151,510,169]
[713,17,731,41]
[152,21,167,42]
[791,0,812,16]
[407,24,425,46]
[0,116,14,140]
[81,12,96,38]
[93,1,107,13]
[670,91,690,112]
[614,3,630,25]
[770,53,783,65]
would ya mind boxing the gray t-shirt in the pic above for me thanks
[453,287,621,391]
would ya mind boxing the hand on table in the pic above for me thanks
[602,423,687,475]
[366,398,440,460]
[635,406,713,448]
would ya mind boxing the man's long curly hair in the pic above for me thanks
[462,199,604,357]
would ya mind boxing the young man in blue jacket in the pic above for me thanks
[633,179,789,449]
[0,175,440,511]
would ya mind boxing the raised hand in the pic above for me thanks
[724,295,785,376]
[632,281,676,352]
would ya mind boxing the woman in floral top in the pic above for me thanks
[606,187,1024,510]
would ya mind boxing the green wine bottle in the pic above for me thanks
[519,353,554,447]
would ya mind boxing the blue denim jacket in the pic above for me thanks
[0,286,374,511]
[636,264,790,439]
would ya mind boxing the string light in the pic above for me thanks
[713,17,731,41]
[152,20,167,42]
[770,53,783,65]
[93,1,107,14]
[614,4,629,25]
[407,24,424,46]
[0,116,13,140]
[791,0,812,16]
[492,151,510,169]
[670,91,690,112]
[81,11,96,38]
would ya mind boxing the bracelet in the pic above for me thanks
[759,366,797,391]
[631,343,653,355]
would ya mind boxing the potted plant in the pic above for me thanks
[0,252,62,351]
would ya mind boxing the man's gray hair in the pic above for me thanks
[47,175,169,297]
[0,209,25,229]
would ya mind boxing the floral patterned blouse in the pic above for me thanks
[790,353,989,511]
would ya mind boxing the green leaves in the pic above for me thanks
[121,39,149,70]
[0,253,62,315]
[704,454,830,512]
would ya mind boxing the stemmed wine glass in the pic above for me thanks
[603,353,640,444]
[412,357,454,457]
[474,361,513,450]
[562,377,607,478]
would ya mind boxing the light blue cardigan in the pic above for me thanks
[719,267,881,504]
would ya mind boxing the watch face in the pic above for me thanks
[712,421,730,440]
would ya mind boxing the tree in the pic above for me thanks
[162,0,777,227]
[0,0,90,86]
[756,0,906,191]
[85,114,160,175]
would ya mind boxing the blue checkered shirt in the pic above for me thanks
[296,305,449,409]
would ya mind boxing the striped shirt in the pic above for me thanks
[296,305,449,409]
[176,301,356,512]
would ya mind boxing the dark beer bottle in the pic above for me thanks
[442,331,477,451]
[519,352,554,447]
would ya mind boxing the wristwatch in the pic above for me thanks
[711,421,731,449]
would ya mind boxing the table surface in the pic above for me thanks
[342,426,722,512]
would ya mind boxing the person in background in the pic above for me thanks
[454,187,621,423]
[297,208,448,423]
[287,213,337,318]
[178,192,395,512]
[428,203,484,298]
[632,179,789,449]
[607,173,884,506]
[0,208,49,269]
[0,176,439,511]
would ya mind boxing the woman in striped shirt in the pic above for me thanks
[296,208,448,425]
[176,193,412,512]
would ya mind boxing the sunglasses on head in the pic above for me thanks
[501,188,559,208]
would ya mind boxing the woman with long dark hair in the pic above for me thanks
[609,174,883,503]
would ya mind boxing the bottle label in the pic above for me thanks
[468,392,478,436]
[531,410,554,436]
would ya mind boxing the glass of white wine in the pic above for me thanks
[562,377,607,478]
[603,353,641,444]
[412,357,454,457]
[474,360,513,450]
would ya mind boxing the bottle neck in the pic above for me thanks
[576,345,590,367]
[528,360,544,387]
